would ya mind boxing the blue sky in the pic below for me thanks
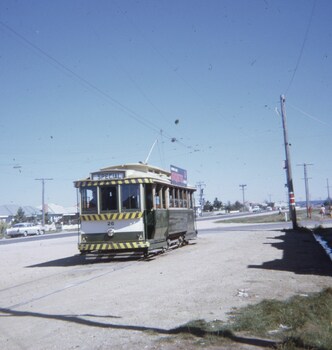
[1,0,331,208]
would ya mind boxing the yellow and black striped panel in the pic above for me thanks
[79,241,150,252]
[74,178,153,188]
[81,212,143,221]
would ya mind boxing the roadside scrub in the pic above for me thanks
[167,288,332,349]
[0,221,7,239]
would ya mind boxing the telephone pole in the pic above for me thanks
[35,178,53,226]
[239,184,247,211]
[196,181,206,215]
[280,95,298,229]
[297,163,313,218]
[327,179,331,207]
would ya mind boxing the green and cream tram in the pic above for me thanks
[74,163,197,256]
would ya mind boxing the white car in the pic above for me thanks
[6,222,45,237]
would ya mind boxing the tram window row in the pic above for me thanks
[81,183,194,214]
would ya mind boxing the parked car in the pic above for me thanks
[6,222,45,237]
[252,206,261,213]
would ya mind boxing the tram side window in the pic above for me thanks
[190,192,195,208]
[188,192,193,208]
[154,185,162,208]
[101,186,118,211]
[81,187,98,213]
[169,188,175,208]
[121,184,140,211]
[183,191,188,208]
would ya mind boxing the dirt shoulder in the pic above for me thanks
[0,228,331,349]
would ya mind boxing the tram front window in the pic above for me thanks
[81,187,98,213]
[101,186,118,211]
[121,184,140,211]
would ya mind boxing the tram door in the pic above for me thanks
[144,184,155,239]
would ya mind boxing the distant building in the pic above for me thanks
[0,203,77,224]
[0,204,39,223]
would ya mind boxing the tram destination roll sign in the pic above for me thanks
[170,165,187,187]
[91,171,125,181]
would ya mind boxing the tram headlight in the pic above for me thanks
[107,228,115,237]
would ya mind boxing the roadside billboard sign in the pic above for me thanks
[170,165,187,187]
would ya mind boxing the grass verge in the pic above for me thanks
[168,288,332,349]
[215,209,327,224]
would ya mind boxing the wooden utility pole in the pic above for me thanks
[35,178,53,226]
[280,95,298,229]
[297,163,313,218]
[196,181,205,215]
[327,179,331,207]
[239,184,247,211]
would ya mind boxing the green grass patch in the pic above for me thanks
[216,212,284,224]
[230,288,332,349]
[170,288,332,349]
[216,209,325,224]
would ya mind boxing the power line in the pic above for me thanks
[288,103,328,126]
[285,0,317,94]
[0,20,182,146]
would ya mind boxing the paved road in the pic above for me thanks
[0,230,78,245]
[0,226,331,349]
[196,213,332,232]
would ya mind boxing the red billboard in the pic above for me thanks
[170,165,187,187]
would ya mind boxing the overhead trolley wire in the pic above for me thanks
[285,0,317,94]
[0,20,181,146]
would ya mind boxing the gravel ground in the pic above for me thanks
[0,222,331,349]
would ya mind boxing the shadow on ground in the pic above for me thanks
[0,307,277,349]
[26,253,156,267]
[27,243,196,268]
[248,229,332,277]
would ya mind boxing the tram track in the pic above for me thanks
[0,238,189,312]
[1,227,331,350]
[0,247,145,311]
[5,260,138,310]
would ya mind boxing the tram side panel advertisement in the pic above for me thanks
[170,165,187,187]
